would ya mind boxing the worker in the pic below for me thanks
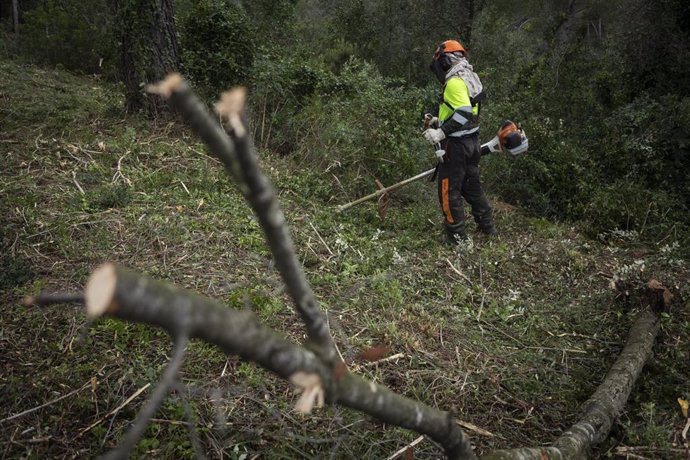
[422,40,496,244]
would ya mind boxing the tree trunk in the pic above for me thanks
[112,0,179,115]
[12,0,18,33]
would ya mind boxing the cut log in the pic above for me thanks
[482,308,660,459]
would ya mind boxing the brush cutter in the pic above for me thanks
[336,120,528,217]
[480,120,528,156]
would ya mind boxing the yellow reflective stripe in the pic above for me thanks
[451,110,471,124]
[448,127,479,137]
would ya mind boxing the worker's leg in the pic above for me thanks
[461,135,496,234]
[437,139,468,241]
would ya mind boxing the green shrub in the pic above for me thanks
[179,0,255,99]
[598,95,690,206]
[248,53,330,154]
[292,58,428,188]
[21,0,116,75]
[249,54,428,190]
[584,182,678,239]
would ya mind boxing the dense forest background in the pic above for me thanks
[1,0,689,249]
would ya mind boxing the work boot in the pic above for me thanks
[445,230,468,245]
[479,224,498,236]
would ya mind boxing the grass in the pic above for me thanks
[1,59,689,459]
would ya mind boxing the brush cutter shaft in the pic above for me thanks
[336,167,436,212]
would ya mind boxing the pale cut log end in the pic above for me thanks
[86,263,118,318]
[289,372,324,414]
[215,87,247,137]
[145,73,184,99]
[22,296,36,307]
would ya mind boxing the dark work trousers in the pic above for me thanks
[436,133,493,237]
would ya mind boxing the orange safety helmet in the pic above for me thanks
[433,40,466,61]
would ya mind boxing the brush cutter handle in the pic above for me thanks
[434,143,445,162]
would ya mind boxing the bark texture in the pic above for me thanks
[112,0,179,114]
[12,0,19,33]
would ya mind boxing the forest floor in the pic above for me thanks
[1,60,689,459]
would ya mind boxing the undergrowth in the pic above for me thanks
[1,60,688,459]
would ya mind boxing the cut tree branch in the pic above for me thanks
[24,291,84,307]
[85,263,326,382]
[147,75,336,362]
[85,263,475,459]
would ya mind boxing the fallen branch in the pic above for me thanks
[24,291,84,307]
[84,263,475,459]
[0,381,91,424]
[482,307,660,459]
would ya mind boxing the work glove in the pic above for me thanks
[423,113,439,129]
[423,128,446,145]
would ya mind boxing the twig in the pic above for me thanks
[0,382,91,424]
[476,319,527,348]
[456,419,494,437]
[72,171,85,195]
[24,291,84,307]
[520,346,587,354]
[365,352,405,366]
[112,153,132,186]
[385,435,425,460]
[476,256,486,320]
[446,258,472,284]
[101,336,189,460]
[148,418,191,426]
[349,352,405,373]
[77,383,151,438]
[309,221,334,256]
[179,180,191,196]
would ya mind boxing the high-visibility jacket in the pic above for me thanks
[438,77,480,138]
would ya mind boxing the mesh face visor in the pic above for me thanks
[430,58,447,84]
